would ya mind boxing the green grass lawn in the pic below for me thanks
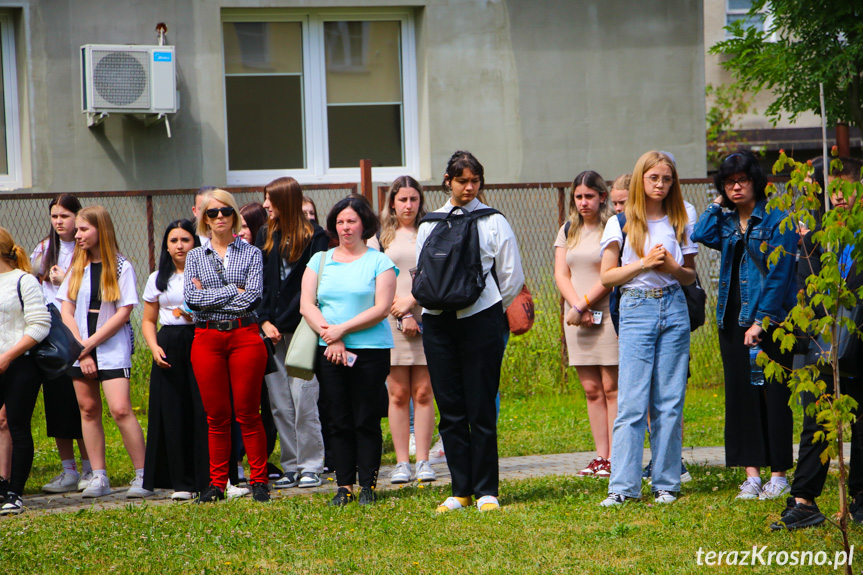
[1,471,858,574]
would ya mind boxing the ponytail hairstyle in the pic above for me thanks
[263,177,313,263]
[0,227,32,273]
[624,151,689,258]
[155,219,199,293]
[566,170,613,248]
[442,150,485,192]
[39,194,82,281]
[379,175,426,251]
[67,205,122,302]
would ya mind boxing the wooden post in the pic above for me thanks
[146,194,155,273]
[360,159,373,206]
[557,185,568,388]
[836,122,851,158]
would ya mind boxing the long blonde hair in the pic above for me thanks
[67,205,122,302]
[566,170,613,248]
[262,177,313,263]
[0,227,31,273]
[379,176,426,251]
[624,151,689,258]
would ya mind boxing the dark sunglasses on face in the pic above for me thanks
[206,206,235,218]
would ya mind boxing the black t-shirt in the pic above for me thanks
[89,262,103,310]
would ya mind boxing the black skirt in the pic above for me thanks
[142,325,209,492]
[718,242,793,471]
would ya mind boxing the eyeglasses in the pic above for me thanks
[723,177,751,190]
[205,207,235,218]
[645,174,673,186]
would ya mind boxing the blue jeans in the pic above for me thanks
[609,287,690,497]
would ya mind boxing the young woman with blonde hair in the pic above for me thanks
[554,170,618,478]
[57,205,148,499]
[0,228,51,514]
[598,151,696,506]
[380,176,436,484]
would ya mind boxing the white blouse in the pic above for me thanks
[143,271,193,326]
[30,239,76,309]
[56,258,138,369]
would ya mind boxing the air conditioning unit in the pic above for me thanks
[81,44,178,116]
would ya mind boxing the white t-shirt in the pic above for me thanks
[143,271,193,326]
[30,239,76,309]
[600,213,697,289]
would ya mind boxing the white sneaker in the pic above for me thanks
[408,433,416,457]
[126,475,154,499]
[415,460,436,482]
[42,471,81,494]
[390,462,412,484]
[736,478,762,500]
[759,479,790,500]
[653,490,677,504]
[0,493,24,515]
[171,491,194,500]
[82,474,111,498]
[77,471,94,491]
[225,480,249,499]
[429,438,446,460]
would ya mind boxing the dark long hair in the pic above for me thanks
[155,219,200,292]
[39,194,82,281]
[240,202,268,245]
[263,177,314,262]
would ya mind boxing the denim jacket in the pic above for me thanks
[691,200,797,329]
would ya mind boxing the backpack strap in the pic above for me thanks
[419,207,501,224]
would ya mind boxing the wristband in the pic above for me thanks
[584,295,591,307]
[573,304,583,315]
[640,258,646,271]
[402,313,413,319]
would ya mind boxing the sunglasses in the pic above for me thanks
[205,207,235,218]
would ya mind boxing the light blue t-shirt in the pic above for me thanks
[308,248,398,349]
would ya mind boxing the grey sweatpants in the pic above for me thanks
[265,335,325,474]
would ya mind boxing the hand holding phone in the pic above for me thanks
[344,351,358,367]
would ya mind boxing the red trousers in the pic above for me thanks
[191,324,268,489]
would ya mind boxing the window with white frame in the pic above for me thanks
[0,14,22,190]
[222,9,417,184]
[725,0,767,36]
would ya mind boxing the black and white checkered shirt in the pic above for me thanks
[183,237,263,322]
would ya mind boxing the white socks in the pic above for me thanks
[81,460,92,474]
[61,459,79,476]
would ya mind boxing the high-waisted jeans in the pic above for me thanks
[609,287,690,498]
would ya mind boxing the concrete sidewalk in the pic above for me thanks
[10,443,839,516]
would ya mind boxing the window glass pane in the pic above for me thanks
[325,21,402,167]
[727,0,753,12]
[224,22,304,170]
[223,22,302,74]
[726,13,764,30]
[0,29,7,176]
[225,76,304,170]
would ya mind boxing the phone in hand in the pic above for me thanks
[591,310,603,324]
[344,351,358,367]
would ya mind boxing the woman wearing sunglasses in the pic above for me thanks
[184,189,270,504]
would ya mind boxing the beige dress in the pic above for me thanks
[383,228,426,365]
[554,224,619,366]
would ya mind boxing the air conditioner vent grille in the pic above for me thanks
[92,50,149,108]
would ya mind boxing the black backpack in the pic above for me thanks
[564,213,705,334]
[412,206,501,311]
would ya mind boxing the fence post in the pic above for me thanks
[557,186,568,388]
[360,159,373,206]
[146,194,155,273]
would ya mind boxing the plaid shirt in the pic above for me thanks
[183,237,263,322]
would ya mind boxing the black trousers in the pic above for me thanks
[791,376,863,501]
[43,373,83,439]
[718,321,794,471]
[316,347,389,488]
[422,304,505,498]
[0,354,42,495]
[143,326,210,492]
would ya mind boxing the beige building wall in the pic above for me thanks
[1,0,706,195]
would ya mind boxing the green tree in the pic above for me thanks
[705,82,752,169]
[763,152,862,574]
[710,1,863,134]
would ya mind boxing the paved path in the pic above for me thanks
[13,443,843,516]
